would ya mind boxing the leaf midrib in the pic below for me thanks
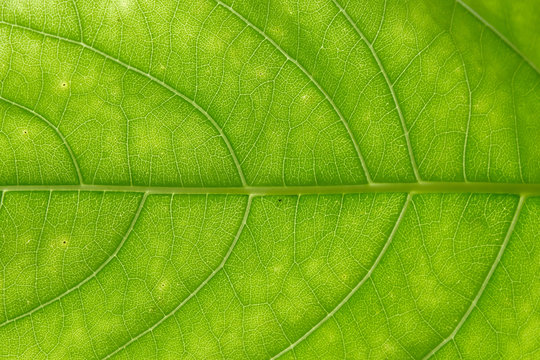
[1,182,540,195]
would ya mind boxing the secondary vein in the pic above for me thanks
[0,192,148,329]
[272,193,412,359]
[422,195,526,359]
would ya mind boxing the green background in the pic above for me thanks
[0,0,539,358]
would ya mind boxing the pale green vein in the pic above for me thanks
[70,0,83,42]
[0,96,83,184]
[34,191,52,306]
[457,0,540,74]
[331,0,422,182]
[214,0,373,183]
[511,62,525,183]
[0,192,148,329]
[102,194,254,359]
[422,195,526,359]
[0,21,247,187]
[1,182,539,195]
[449,1,473,183]
[0,189,5,322]
[271,193,412,359]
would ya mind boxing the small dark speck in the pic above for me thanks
[63,241,67,244]
[61,82,67,87]
[278,199,282,202]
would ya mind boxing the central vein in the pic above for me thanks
[0,182,539,195]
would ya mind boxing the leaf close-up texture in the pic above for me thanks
[0,0,539,359]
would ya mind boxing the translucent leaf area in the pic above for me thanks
[0,0,539,359]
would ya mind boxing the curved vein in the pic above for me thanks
[456,0,539,75]
[0,21,247,186]
[271,193,412,359]
[0,96,83,185]
[102,194,253,359]
[422,195,526,359]
[214,0,373,183]
[331,0,421,182]
[0,192,148,329]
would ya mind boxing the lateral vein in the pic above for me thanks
[422,195,526,359]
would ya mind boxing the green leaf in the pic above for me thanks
[0,0,539,359]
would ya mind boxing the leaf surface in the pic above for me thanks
[0,0,539,359]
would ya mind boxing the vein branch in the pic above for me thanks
[0,96,84,185]
[0,192,148,329]
[0,21,247,187]
[422,195,526,359]
[214,0,373,183]
[271,193,412,359]
[102,195,254,359]
[331,0,421,182]
[456,0,539,75]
